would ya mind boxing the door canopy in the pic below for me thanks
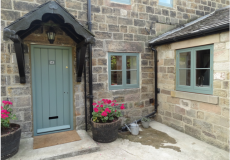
[3,0,95,83]
[3,0,95,43]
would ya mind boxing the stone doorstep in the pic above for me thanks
[9,130,100,160]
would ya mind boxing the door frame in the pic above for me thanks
[31,45,74,136]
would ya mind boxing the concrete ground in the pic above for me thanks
[63,121,229,160]
[9,130,99,160]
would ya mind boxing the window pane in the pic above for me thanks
[179,69,190,86]
[111,71,122,85]
[127,56,137,69]
[179,52,191,68]
[127,70,137,84]
[111,56,122,70]
[159,0,171,3]
[196,50,210,68]
[196,69,210,87]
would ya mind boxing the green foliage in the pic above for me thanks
[141,117,150,122]
[111,56,117,70]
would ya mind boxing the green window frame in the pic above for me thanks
[111,0,130,4]
[108,53,139,90]
[159,0,173,8]
[176,45,213,95]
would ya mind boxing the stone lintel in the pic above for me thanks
[170,34,220,50]
[105,40,144,53]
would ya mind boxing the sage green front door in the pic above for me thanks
[31,45,73,136]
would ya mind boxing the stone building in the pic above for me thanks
[149,6,230,151]
[0,0,229,150]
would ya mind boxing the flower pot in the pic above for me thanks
[1,123,21,160]
[91,118,121,143]
[141,121,150,128]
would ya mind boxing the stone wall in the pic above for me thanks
[154,32,230,151]
[1,0,229,138]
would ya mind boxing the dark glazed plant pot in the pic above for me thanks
[91,118,121,143]
[1,124,21,160]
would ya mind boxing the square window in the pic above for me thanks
[111,0,130,5]
[159,0,173,7]
[176,45,213,94]
[108,53,139,90]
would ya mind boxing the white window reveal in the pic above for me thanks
[159,0,173,7]
[111,0,130,5]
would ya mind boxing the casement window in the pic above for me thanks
[176,45,213,95]
[159,0,173,7]
[110,0,130,5]
[108,53,139,90]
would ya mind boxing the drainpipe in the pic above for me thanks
[121,46,158,131]
[151,46,158,114]
[84,59,87,131]
[87,0,93,120]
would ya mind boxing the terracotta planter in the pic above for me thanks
[91,118,121,143]
[1,124,21,160]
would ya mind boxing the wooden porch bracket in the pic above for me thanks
[11,35,26,83]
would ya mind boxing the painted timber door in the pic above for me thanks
[31,45,73,136]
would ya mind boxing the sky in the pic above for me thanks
[159,0,171,3]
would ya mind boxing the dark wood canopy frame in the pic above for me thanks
[3,1,95,83]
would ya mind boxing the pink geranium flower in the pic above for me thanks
[94,108,99,113]
[96,105,99,108]
[107,100,112,104]
[111,103,114,106]
[101,111,107,117]
[2,101,12,106]
[105,108,111,113]
[120,105,125,110]
[93,102,97,106]
[100,104,104,107]
[1,114,8,119]
[1,110,10,114]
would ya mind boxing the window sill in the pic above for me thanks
[171,91,219,105]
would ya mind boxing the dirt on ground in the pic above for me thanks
[118,127,181,152]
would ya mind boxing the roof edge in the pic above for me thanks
[149,23,229,47]
[149,6,230,45]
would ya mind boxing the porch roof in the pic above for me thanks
[3,0,95,44]
[149,6,230,46]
